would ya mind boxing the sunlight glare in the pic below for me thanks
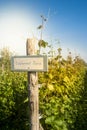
[0,6,39,55]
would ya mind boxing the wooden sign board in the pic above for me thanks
[11,55,48,72]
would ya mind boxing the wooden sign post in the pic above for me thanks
[11,38,48,130]
[26,38,39,130]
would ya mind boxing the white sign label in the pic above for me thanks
[11,56,48,72]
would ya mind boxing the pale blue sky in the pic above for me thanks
[0,0,87,61]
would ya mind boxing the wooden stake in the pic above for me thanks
[26,38,39,130]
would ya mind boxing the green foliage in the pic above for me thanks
[39,49,86,130]
[0,48,29,130]
[38,39,48,54]
[38,40,48,48]
[0,47,87,130]
[72,70,87,130]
